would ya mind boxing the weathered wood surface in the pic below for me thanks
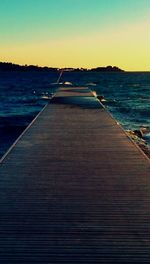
[0,86,150,263]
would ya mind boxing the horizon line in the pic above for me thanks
[1,61,150,72]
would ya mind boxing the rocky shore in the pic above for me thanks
[97,94,150,159]
[126,128,150,159]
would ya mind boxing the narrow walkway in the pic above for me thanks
[0,87,150,263]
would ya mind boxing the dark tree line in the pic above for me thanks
[90,66,124,72]
[0,62,124,72]
[0,62,58,72]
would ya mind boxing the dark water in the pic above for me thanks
[0,71,150,158]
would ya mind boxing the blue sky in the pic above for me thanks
[0,0,150,70]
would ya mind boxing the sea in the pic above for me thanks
[0,70,150,158]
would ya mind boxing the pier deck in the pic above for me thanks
[0,86,150,263]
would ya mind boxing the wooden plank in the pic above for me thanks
[55,87,93,97]
[0,87,150,263]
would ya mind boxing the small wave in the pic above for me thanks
[86,82,97,86]
[132,84,141,87]
[63,81,73,85]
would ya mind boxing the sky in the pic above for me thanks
[0,0,150,71]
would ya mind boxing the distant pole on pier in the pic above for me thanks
[56,70,63,84]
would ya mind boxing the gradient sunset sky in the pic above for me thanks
[0,0,150,71]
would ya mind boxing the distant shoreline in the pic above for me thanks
[0,62,124,72]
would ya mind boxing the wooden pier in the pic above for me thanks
[0,86,150,263]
